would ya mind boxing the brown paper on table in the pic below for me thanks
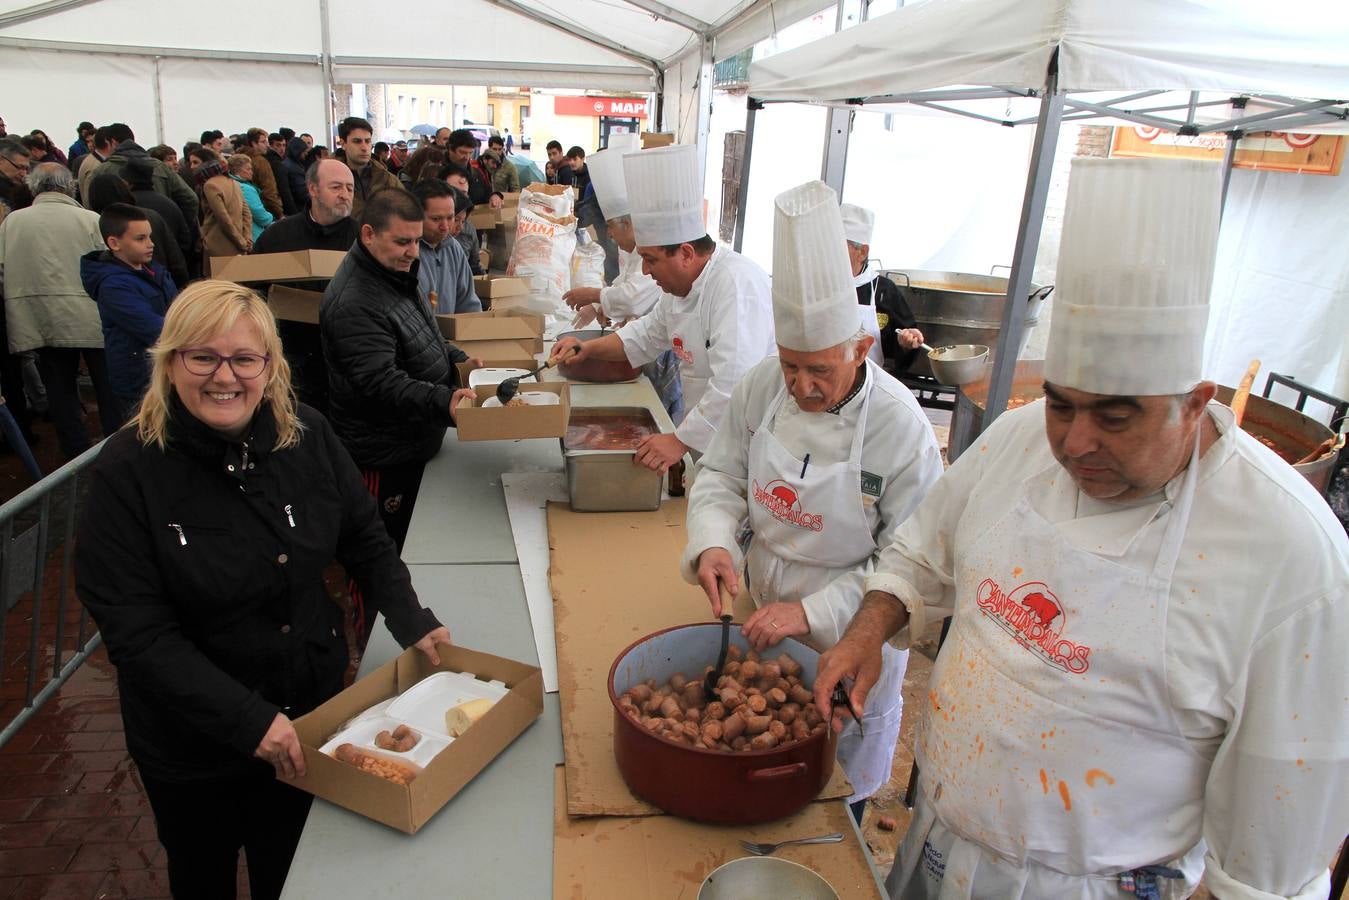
[552,767,882,900]
[548,499,851,818]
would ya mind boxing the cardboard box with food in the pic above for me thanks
[288,646,543,833]
[454,382,570,441]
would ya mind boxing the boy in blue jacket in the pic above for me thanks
[81,203,179,424]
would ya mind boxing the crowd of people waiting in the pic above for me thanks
[0,115,573,467]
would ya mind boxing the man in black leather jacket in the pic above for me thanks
[320,191,472,639]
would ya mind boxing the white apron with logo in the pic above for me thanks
[888,441,1208,899]
[746,363,907,800]
[667,290,711,425]
[854,263,885,366]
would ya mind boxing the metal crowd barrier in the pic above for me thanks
[0,441,105,748]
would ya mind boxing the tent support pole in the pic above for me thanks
[732,98,760,253]
[819,0,852,194]
[696,37,714,179]
[319,0,335,144]
[1219,129,1242,221]
[971,85,1064,445]
[152,57,165,146]
[820,107,851,195]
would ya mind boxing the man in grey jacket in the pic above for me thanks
[0,164,119,458]
[410,180,478,314]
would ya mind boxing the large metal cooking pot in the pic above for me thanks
[949,363,1338,493]
[948,360,1046,462]
[556,329,639,383]
[1214,386,1338,494]
[884,269,1052,379]
[609,623,837,825]
[698,857,840,900]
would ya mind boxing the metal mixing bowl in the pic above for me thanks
[698,857,840,899]
[927,343,990,385]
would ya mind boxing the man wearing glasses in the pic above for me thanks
[0,137,31,225]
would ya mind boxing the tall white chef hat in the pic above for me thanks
[772,181,860,352]
[840,204,874,245]
[623,144,705,246]
[587,134,640,220]
[1043,158,1221,396]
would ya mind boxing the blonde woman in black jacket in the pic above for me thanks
[75,280,452,900]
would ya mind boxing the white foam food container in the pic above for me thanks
[468,367,531,389]
[385,670,509,737]
[319,714,451,769]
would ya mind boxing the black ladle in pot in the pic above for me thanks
[703,615,734,703]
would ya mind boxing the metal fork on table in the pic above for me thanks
[739,833,845,856]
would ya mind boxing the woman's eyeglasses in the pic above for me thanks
[177,350,270,379]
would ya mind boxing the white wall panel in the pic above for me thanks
[0,47,156,142]
[157,58,326,148]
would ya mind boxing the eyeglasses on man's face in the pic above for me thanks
[177,349,271,379]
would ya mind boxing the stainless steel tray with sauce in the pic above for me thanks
[562,407,664,512]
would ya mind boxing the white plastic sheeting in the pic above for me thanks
[1206,168,1349,404]
[0,45,158,143]
[839,110,1035,276]
[750,0,1349,101]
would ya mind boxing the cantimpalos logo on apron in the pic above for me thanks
[975,579,1092,674]
[671,335,694,364]
[751,480,824,532]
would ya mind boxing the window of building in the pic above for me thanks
[487,104,495,126]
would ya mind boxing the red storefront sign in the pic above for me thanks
[553,96,649,119]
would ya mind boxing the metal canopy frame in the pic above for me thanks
[748,77,1348,451]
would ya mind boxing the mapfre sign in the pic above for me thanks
[553,96,649,119]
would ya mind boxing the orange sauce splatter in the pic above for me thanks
[1295,759,1305,767]
[928,690,940,712]
[1039,768,1049,794]
[1085,769,1115,787]
[1058,780,1072,811]
[1012,566,1024,577]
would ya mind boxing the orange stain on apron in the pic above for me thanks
[1058,779,1073,812]
[1085,768,1115,787]
[1039,768,1049,794]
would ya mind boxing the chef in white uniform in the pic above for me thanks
[550,144,775,469]
[842,204,924,368]
[814,158,1349,900]
[562,134,658,325]
[682,181,943,820]
[560,136,681,418]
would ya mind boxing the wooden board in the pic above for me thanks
[1111,127,1345,176]
[552,767,883,899]
[548,499,851,818]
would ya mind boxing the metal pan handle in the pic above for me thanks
[891,271,911,288]
[990,264,1013,276]
[746,763,808,781]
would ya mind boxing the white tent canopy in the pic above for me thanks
[743,0,1349,443]
[751,0,1349,107]
[0,0,833,149]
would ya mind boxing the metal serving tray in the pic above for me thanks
[562,407,663,512]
